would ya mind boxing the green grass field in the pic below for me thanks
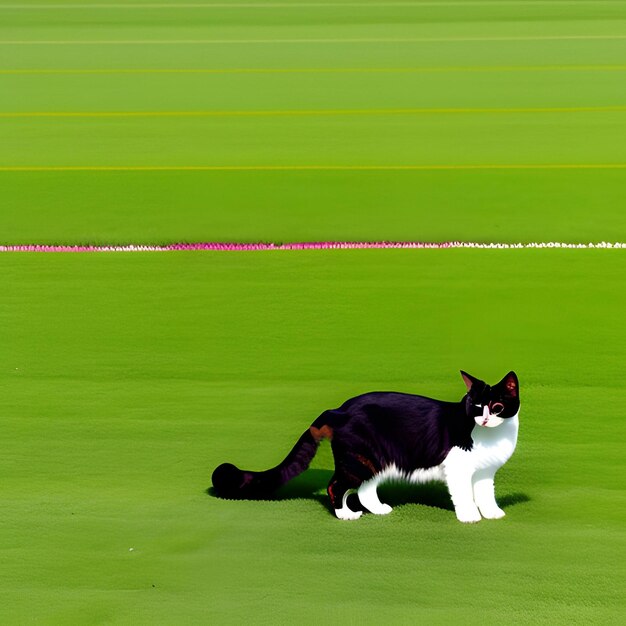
[1,2,625,625]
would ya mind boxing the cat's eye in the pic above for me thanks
[489,402,505,415]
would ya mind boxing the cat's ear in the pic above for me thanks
[460,370,481,390]
[498,371,519,398]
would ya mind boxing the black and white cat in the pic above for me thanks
[212,371,520,523]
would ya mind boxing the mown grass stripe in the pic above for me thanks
[3,106,626,118]
[3,65,626,75]
[2,164,626,172]
[1,34,625,44]
[1,1,622,8]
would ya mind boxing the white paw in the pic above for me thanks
[359,493,393,515]
[479,506,506,520]
[361,503,393,515]
[456,506,482,524]
[371,504,393,515]
[335,507,363,521]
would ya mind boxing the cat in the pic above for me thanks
[211,370,520,523]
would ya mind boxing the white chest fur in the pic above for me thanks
[467,413,519,472]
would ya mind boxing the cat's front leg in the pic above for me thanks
[443,448,482,523]
[472,469,505,519]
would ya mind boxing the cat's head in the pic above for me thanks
[460,370,520,428]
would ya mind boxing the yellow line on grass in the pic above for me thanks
[1,1,623,8]
[1,164,626,172]
[2,65,626,75]
[2,106,626,118]
[0,1,623,8]
[1,34,625,45]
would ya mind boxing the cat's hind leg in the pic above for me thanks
[329,440,384,520]
[327,474,363,521]
[358,476,392,515]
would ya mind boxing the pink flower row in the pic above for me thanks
[0,241,624,253]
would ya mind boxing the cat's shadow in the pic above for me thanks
[207,468,530,514]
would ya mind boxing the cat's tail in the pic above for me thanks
[211,410,337,499]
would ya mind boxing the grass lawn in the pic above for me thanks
[1,250,625,624]
[3,169,626,245]
[1,1,626,245]
[1,1,625,624]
